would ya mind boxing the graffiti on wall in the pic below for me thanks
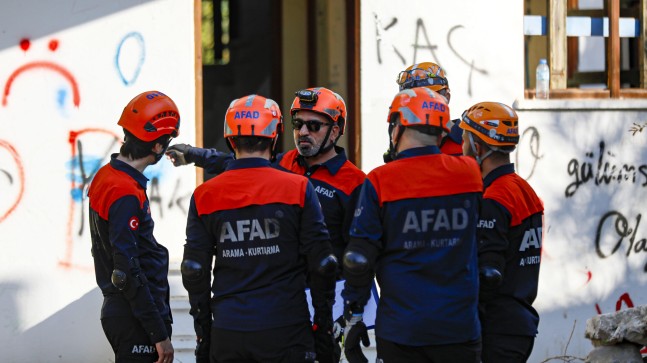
[373,15,489,96]
[595,210,647,271]
[0,35,192,270]
[516,126,543,181]
[0,140,25,224]
[565,141,647,198]
[3,38,80,108]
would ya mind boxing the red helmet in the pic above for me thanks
[459,102,519,147]
[224,95,283,139]
[397,62,450,96]
[118,91,180,142]
[387,87,451,133]
[290,87,346,135]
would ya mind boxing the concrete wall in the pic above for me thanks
[0,1,196,362]
[360,0,525,172]
[515,100,647,361]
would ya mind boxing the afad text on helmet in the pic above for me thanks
[421,101,446,112]
[234,111,260,119]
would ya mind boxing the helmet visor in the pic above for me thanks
[397,68,448,91]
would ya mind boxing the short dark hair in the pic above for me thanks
[120,130,170,160]
[408,124,443,136]
[230,136,272,153]
[391,113,443,136]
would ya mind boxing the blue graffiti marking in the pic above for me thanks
[115,32,145,86]
[66,155,103,202]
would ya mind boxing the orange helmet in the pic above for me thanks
[397,62,450,95]
[290,87,346,134]
[459,102,519,147]
[118,91,180,142]
[224,94,283,139]
[387,87,451,133]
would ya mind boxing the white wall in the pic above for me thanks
[361,1,647,361]
[0,1,196,362]
[515,100,647,361]
[360,0,525,172]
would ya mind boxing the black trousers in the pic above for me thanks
[376,337,481,363]
[481,333,535,363]
[210,322,316,363]
[101,316,172,363]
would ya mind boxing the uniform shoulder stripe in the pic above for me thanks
[194,167,308,215]
[369,154,482,205]
[484,174,544,226]
[311,161,366,196]
[88,164,146,220]
[277,149,305,174]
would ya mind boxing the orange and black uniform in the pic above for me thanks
[189,146,365,274]
[343,146,483,362]
[88,154,172,362]
[439,120,463,156]
[477,163,543,363]
[276,147,365,271]
[184,157,334,362]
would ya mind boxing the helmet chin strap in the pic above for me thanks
[467,132,493,166]
[385,124,405,162]
[304,124,335,159]
[270,136,280,162]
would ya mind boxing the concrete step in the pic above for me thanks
[171,334,197,363]
[166,262,378,362]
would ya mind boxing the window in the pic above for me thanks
[202,0,230,65]
[524,0,647,99]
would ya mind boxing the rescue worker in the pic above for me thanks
[341,87,483,363]
[395,62,463,156]
[459,102,543,363]
[180,94,338,363]
[167,87,366,362]
[88,90,180,363]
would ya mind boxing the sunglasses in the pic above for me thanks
[291,118,332,132]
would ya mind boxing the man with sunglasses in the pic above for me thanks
[167,87,366,363]
[394,62,463,157]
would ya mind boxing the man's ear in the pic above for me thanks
[331,125,341,143]
[152,143,164,154]
[473,141,481,156]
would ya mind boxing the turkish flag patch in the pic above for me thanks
[128,216,140,230]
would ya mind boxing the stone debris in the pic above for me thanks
[584,305,647,363]
[585,305,647,346]
[585,344,642,363]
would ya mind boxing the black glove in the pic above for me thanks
[166,143,194,166]
[195,321,211,363]
[479,265,503,302]
[313,312,335,363]
[343,314,370,363]
[479,266,502,288]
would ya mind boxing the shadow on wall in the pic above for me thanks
[1,286,112,363]
[0,282,21,346]
[0,0,157,52]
